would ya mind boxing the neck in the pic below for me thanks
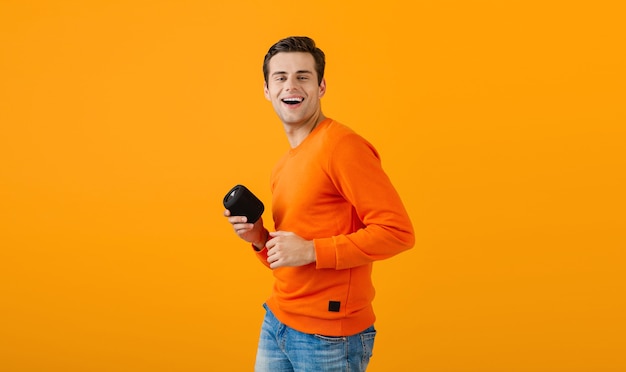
[284,112,326,148]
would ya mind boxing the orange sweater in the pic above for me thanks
[255,118,414,336]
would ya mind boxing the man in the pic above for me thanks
[224,36,415,372]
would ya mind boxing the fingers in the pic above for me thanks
[224,210,254,236]
[224,211,251,229]
[265,234,288,268]
[265,236,275,249]
[269,231,293,238]
[266,247,281,269]
[265,232,315,269]
[229,216,249,226]
[224,209,246,223]
[266,231,290,250]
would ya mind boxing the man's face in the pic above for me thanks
[264,52,326,127]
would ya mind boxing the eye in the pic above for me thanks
[298,76,309,80]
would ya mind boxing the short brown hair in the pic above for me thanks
[263,36,326,85]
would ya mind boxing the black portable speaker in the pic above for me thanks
[223,184,265,224]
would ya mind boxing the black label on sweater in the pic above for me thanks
[328,301,341,312]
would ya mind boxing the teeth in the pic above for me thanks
[282,97,304,103]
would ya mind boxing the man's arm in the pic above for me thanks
[314,134,415,270]
[223,210,272,267]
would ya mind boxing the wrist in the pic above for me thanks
[252,229,269,251]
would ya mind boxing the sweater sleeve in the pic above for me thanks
[314,134,415,270]
[254,246,271,268]
[252,230,273,269]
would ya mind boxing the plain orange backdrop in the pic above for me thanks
[1,1,625,371]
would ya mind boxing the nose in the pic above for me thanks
[285,76,299,91]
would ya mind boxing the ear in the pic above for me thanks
[318,78,327,98]
[263,82,270,101]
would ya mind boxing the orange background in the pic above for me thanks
[1,1,624,371]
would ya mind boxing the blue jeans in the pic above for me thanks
[255,303,377,372]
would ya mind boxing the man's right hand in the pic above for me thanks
[223,209,267,250]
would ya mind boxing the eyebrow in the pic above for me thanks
[271,70,314,76]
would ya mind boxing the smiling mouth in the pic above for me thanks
[281,97,304,105]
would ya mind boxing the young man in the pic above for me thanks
[224,36,415,371]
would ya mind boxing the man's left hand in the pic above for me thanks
[266,231,316,269]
